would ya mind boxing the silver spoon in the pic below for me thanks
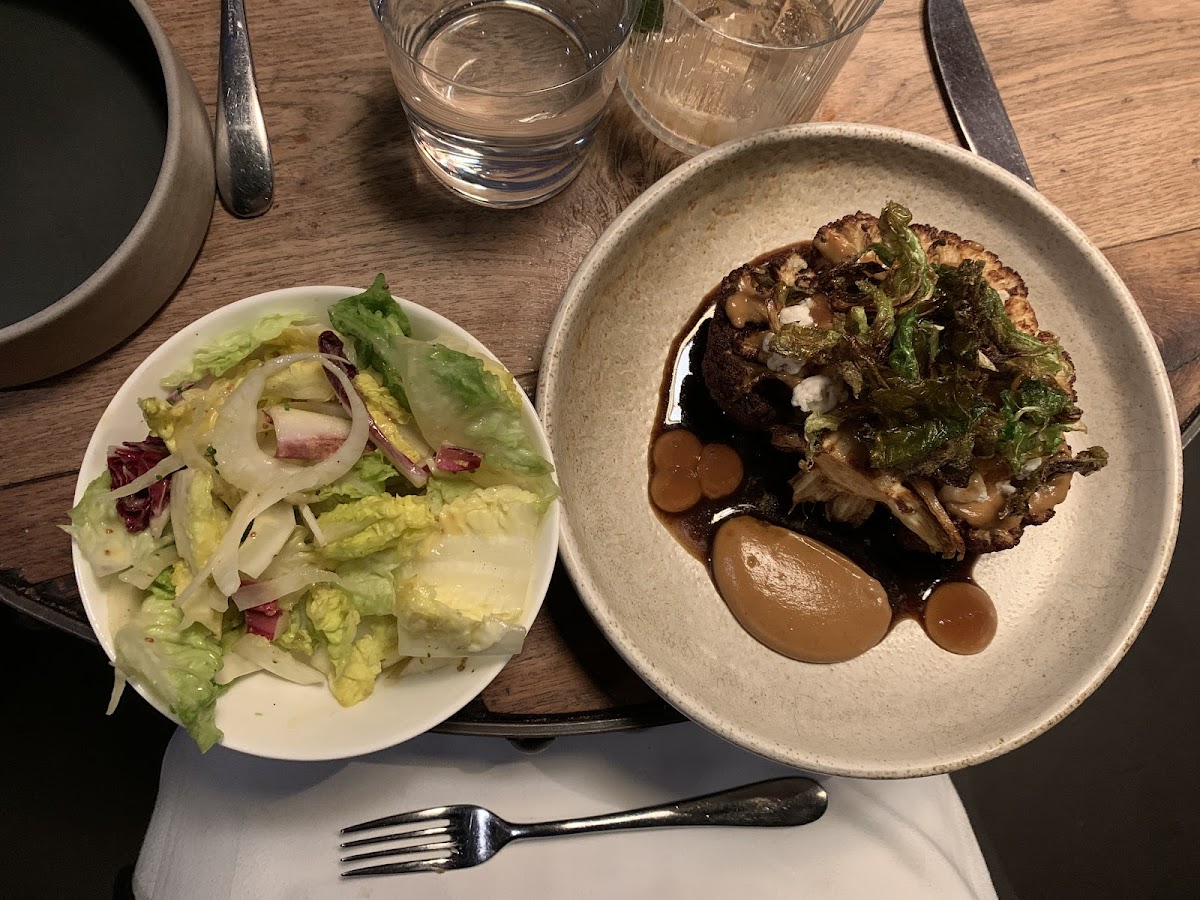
[215,0,273,218]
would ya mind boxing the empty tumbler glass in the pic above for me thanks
[622,0,884,155]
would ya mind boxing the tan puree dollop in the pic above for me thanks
[711,516,891,664]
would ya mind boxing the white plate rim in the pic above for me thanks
[73,284,559,761]
[538,122,1183,778]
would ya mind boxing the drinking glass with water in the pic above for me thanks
[372,0,640,208]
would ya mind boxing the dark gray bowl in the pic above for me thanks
[0,0,214,388]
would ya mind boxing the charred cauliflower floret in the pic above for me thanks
[702,202,1107,559]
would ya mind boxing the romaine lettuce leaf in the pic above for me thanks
[351,372,429,465]
[327,276,555,496]
[332,548,405,617]
[65,473,162,578]
[140,377,244,501]
[274,604,316,656]
[394,582,525,658]
[160,313,315,389]
[389,337,556,498]
[307,584,359,651]
[177,468,231,568]
[327,275,413,409]
[434,483,545,535]
[172,559,224,636]
[261,359,336,404]
[329,617,399,707]
[315,494,435,560]
[391,484,541,657]
[306,586,399,706]
[114,568,224,750]
[314,449,399,505]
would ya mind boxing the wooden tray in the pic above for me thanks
[2,0,1198,737]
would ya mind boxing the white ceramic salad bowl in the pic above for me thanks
[72,285,559,761]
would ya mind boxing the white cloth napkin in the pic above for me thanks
[134,722,996,900]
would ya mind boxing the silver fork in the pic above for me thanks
[339,776,828,877]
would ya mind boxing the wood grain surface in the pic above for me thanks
[2,0,1198,731]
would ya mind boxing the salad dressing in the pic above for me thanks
[650,242,993,660]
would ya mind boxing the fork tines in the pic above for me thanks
[341,858,455,878]
[340,804,452,835]
[339,805,458,878]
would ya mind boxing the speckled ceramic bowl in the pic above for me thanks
[538,123,1182,778]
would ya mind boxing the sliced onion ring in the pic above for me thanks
[104,454,185,501]
[176,354,369,604]
[237,502,296,579]
[298,503,327,547]
[232,634,324,685]
[233,568,337,611]
[210,353,369,496]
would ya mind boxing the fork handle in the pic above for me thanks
[509,777,827,840]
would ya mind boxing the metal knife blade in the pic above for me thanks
[926,0,1034,187]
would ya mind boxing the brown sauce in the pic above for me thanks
[940,471,1019,530]
[724,274,770,328]
[1029,473,1072,517]
[649,241,989,660]
[650,430,743,513]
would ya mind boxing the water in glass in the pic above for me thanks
[375,0,635,208]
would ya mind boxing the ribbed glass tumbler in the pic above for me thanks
[621,0,884,155]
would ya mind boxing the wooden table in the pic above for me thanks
[2,0,1198,735]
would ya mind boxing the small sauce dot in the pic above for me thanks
[650,469,703,513]
[698,443,744,499]
[924,582,997,655]
[652,429,703,473]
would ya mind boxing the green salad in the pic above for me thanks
[67,277,556,750]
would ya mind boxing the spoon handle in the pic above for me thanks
[511,777,828,840]
[216,0,274,218]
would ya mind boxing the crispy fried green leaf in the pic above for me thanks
[771,325,844,365]
[937,260,1064,379]
[871,294,895,343]
[865,372,990,473]
[848,306,869,336]
[996,378,1082,472]
[724,205,1106,488]
[1000,447,1109,518]
[888,310,920,381]
[838,361,865,398]
[871,420,965,471]
[804,412,843,450]
[914,321,942,378]
[877,202,937,305]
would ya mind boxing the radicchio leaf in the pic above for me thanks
[244,600,282,640]
[107,436,173,533]
[434,445,483,473]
